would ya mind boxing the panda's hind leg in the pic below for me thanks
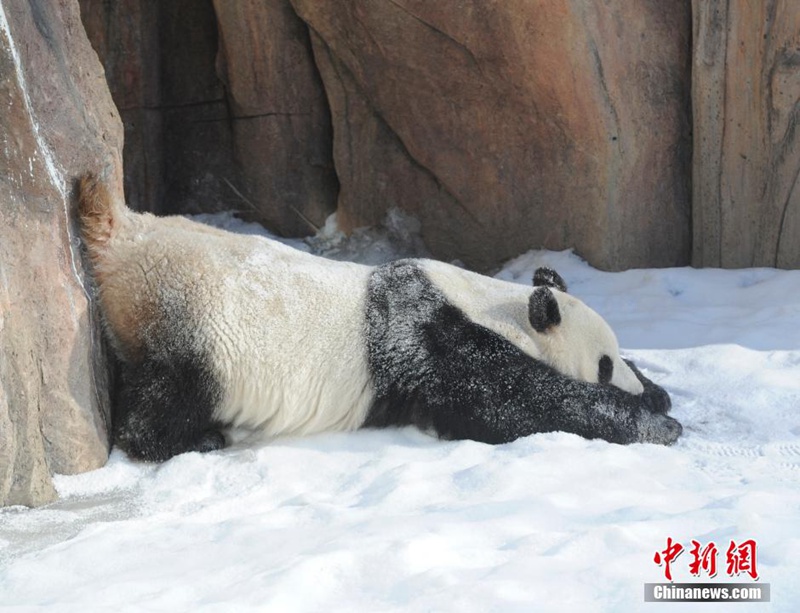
[114,355,226,462]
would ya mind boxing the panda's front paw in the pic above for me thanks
[642,380,672,414]
[637,412,682,446]
[624,358,672,414]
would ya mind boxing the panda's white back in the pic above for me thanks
[208,235,374,436]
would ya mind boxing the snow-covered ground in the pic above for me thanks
[2,215,799,612]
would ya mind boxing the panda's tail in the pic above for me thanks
[77,171,127,258]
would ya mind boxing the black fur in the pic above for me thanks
[528,286,561,332]
[364,261,681,446]
[114,353,225,462]
[598,354,613,385]
[533,267,568,292]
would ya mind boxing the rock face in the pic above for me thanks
[213,0,338,234]
[78,0,691,271]
[79,0,337,233]
[290,0,693,271]
[74,1,800,271]
[692,0,800,268]
[78,0,236,216]
[0,0,119,507]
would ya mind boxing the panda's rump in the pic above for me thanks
[98,211,376,437]
[96,221,215,361]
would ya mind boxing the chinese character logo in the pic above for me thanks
[689,540,719,578]
[653,538,684,581]
[654,538,759,582]
[726,539,758,580]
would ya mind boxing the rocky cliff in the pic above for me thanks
[78,0,700,272]
[0,0,119,507]
[74,1,800,271]
[692,0,800,268]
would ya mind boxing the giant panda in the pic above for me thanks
[77,173,682,461]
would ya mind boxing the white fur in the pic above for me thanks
[421,261,644,395]
[100,211,374,437]
[209,241,374,436]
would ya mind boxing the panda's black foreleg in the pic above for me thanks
[114,355,226,462]
[418,361,682,447]
[525,369,683,446]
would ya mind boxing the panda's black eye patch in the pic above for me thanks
[598,355,613,385]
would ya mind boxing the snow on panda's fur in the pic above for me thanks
[78,173,682,461]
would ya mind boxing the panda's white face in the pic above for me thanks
[530,287,644,395]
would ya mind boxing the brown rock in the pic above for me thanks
[79,0,237,216]
[0,0,119,507]
[79,0,336,233]
[213,0,337,234]
[78,0,162,214]
[290,0,692,271]
[692,0,800,268]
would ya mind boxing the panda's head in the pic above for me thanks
[528,268,644,395]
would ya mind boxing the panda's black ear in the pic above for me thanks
[533,267,567,293]
[528,286,561,332]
